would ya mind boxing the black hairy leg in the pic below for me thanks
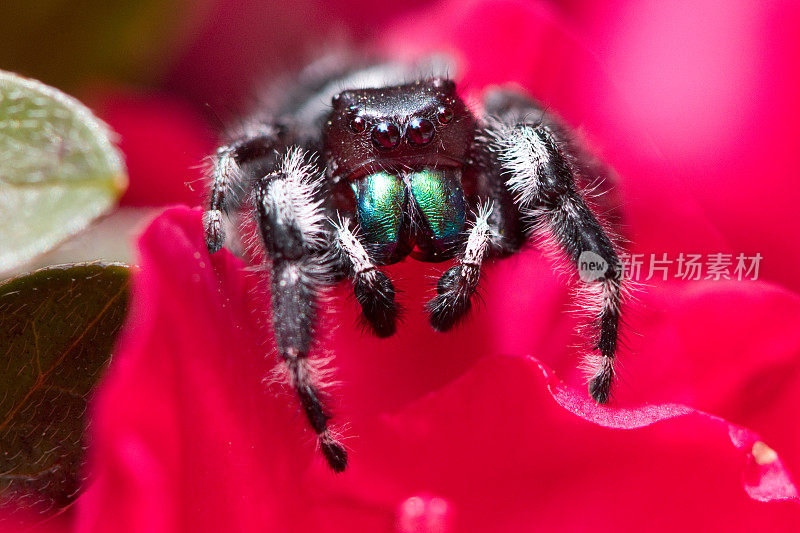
[254,148,347,472]
[531,189,621,403]
[482,88,624,404]
[427,203,496,331]
[204,128,285,254]
[269,259,347,471]
[333,220,399,337]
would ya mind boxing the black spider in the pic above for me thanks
[203,56,625,473]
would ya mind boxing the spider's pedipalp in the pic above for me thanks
[427,202,495,331]
[333,218,399,337]
[204,148,242,253]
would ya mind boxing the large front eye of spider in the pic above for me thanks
[406,117,435,146]
[371,121,401,150]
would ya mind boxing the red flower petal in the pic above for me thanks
[78,208,307,532]
[76,207,799,532]
[620,281,800,482]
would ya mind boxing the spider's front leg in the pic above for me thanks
[254,148,347,472]
[482,88,624,404]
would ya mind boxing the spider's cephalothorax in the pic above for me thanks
[323,78,475,265]
[203,57,625,473]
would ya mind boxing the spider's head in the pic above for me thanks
[324,77,475,181]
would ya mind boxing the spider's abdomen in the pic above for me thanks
[352,169,467,264]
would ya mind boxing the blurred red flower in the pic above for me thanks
[89,88,216,208]
[71,0,800,531]
[77,207,799,532]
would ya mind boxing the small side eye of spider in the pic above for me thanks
[203,56,625,473]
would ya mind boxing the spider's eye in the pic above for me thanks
[436,105,453,124]
[406,117,435,146]
[371,121,401,150]
[349,116,366,133]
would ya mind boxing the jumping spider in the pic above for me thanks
[203,57,624,472]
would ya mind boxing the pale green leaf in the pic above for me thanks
[0,71,128,274]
